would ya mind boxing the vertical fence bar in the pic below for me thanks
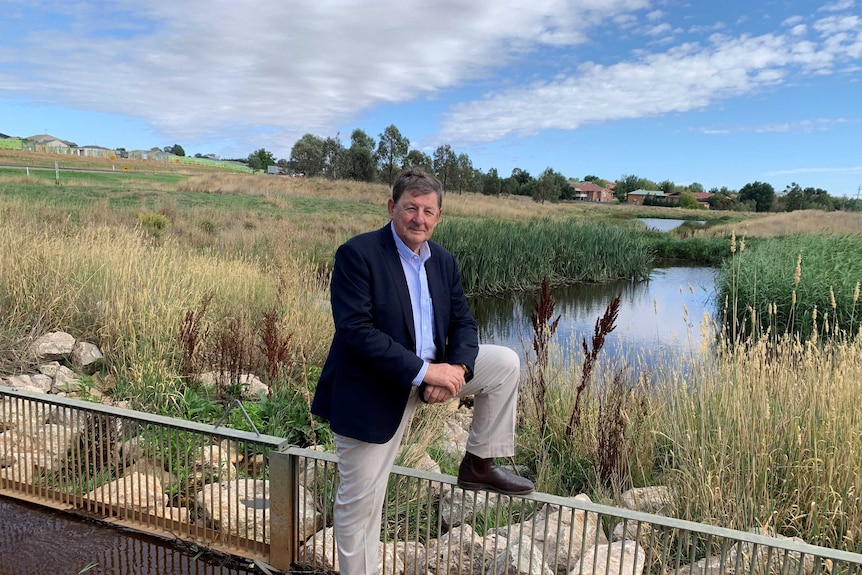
[269,447,297,572]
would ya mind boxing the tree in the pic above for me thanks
[615,174,658,202]
[533,167,567,203]
[288,134,326,177]
[403,149,433,172]
[247,148,276,172]
[432,144,457,191]
[509,168,536,197]
[340,129,376,182]
[482,168,501,196]
[707,188,736,210]
[376,125,410,185]
[738,181,776,212]
[678,190,699,209]
[169,144,185,157]
[322,135,345,180]
[454,153,475,194]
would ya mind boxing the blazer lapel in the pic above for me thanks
[379,226,416,348]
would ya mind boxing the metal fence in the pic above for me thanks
[3,384,862,575]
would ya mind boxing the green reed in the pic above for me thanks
[716,234,862,342]
[434,218,653,295]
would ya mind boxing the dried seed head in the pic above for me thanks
[794,255,802,286]
[730,232,737,254]
[854,282,860,304]
[830,287,837,310]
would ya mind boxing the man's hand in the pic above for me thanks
[422,363,466,404]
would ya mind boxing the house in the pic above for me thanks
[26,134,77,154]
[572,181,615,202]
[76,145,112,158]
[626,189,666,205]
[665,191,713,209]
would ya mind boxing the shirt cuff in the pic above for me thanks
[412,361,429,386]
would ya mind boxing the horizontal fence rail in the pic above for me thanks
[0,385,287,562]
[3,385,862,575]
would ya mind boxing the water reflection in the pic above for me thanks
[639,218,705,232]
[0,497,254,575]
[469,266,719,370]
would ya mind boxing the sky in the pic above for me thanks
[1,0,860,196]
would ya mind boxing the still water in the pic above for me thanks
[470,265,719,371]
[0,498,256,575]
[638,218,705,232]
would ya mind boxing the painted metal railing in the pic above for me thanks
[3,384,862,575]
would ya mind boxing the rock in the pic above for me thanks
[619,486,673,515]
[71,341,104,375]
[0,453,16,468]
[84,471,170,515]
[198,371,269,399]
[28,331,75,361]
[492,530,554,575]
[487,494,607,574]
[574,539,647,575]
[299,527,340,572]
[410,523,499,575]
[439,485,512,529]
[196,479,271,544]
[51,365,83,393]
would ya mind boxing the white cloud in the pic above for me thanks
[438,12,862,144]
[0,0,651,150]
[819,0,856,12]
[646,23,673,36]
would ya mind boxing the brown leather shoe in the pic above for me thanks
[457,452,535,496]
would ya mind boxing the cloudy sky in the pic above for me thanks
[1,0,860,195]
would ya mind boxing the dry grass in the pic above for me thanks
[704,210,862,238]
[0,198,332,406]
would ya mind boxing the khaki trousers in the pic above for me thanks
[332,344,520,575]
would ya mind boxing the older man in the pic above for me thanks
[311,167,533,575]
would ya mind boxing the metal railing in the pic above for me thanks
[3,384,862,575]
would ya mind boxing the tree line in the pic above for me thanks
[233,124,861,212]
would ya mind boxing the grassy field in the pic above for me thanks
[3,150,862,551]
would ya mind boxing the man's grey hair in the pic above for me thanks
[391,167,443,209]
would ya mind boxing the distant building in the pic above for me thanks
[77,145,112,158]
[571,181,615,202]
[626,189,666,205]
[25,134,77,154]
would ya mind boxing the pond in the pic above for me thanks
[469,265,719,372]
[638,218,705,232]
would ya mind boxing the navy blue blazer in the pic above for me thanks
[311,224,479,444]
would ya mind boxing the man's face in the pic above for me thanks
[388,189,442,253]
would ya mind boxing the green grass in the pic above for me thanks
[717,234,862,342]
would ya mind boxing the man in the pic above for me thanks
[311,167,534,575]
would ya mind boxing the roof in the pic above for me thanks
[573,182,611,193]
[26,134,78,147]
[628,189,666,197]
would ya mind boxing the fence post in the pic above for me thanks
[269,447,298,571]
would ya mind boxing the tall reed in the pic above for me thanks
[434,218,653,295]
[716,234,862,342]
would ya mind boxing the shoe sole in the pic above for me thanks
[457,479,534,496]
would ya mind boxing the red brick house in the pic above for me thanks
[572,181,615,202]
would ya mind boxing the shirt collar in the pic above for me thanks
[390,222,431,263]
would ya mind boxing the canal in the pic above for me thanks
[0,497,261,575]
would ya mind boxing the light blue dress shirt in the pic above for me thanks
[391,223,436,386]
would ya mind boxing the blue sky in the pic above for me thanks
[1,0,860,195]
